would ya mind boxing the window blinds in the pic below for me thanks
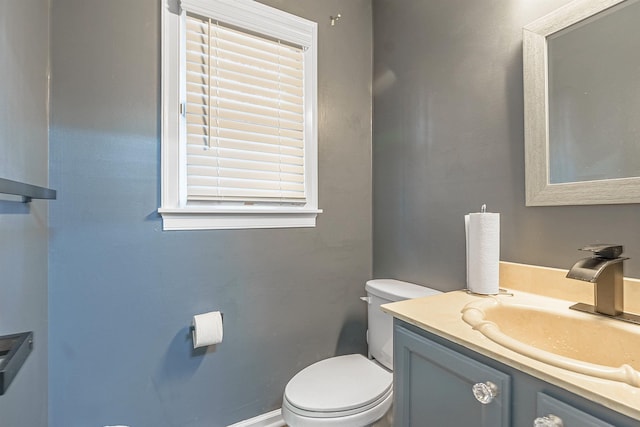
[185,13,306,202]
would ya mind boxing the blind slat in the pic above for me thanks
[185,41,303,82]
[187,59,303,91]
[189,162,304,180]
[186,123,304,149]
[185,73,303,108]
[187,148,305,169]
[188,176,304,193]
[188,165,304,184]
[186,93,303,124]
[187,82,304,114]
[187,136,304,159]
[186,106,303,132]
[186,55,304,97]
[186,16,302,62]
[188,187,305,202]
[186,118,303,143]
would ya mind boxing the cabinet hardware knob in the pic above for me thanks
[472,381,498,404]
[533,414,564,427]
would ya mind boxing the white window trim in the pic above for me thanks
[160,0,320,231]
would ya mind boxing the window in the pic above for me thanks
[160,0,319,230]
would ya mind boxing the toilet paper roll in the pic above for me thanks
[466,211,500,295]
[192,311,223,348]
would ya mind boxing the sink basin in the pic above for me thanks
[461,294,640,387]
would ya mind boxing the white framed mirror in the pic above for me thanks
[523,0,640,206]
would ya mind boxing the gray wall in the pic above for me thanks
[49,1,372,426]
[372,0,640,291]
[0,1,50,426]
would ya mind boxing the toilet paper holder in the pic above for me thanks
[189,312,223,332]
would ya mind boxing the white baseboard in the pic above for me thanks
[227,409,286,427]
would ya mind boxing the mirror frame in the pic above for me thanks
[523,0,640,206]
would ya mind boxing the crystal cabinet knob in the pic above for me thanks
[534,414,564,427]
[472,381,498,404]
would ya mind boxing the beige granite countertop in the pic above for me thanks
[381,262,640,421]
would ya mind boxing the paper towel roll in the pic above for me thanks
[192,311,223,348]
[466,211,500,295]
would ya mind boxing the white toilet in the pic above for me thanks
[282,279,441,427]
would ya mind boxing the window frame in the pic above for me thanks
[160,0,320,231]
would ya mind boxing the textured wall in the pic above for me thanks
[0,1,50,426]
[49,1,372,426]
[372,0,640,291]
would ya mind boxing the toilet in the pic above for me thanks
[282,279,441,427]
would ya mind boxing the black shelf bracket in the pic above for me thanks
[0,178,56,202]
[0,331,33,395]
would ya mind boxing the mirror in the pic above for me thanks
[523,0,640,206]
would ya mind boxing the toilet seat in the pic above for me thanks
[283,354,392,419]
[282,392,392,427]
[284,387,392,418]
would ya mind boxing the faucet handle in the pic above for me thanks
[579,244,623,259]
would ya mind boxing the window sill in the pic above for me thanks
[158,207,322,231]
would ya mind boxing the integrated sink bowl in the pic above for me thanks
[461,294,640,387]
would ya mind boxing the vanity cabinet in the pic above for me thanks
[394,323,510,426]
[393,320,640,427]
[536,393,614,427]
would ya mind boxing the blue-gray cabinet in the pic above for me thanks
[394,323,510,426]
[393,320,640,427]
[536,393,613,427]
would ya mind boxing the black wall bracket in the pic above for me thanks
[0,331,34,395]
[0,178,56,202]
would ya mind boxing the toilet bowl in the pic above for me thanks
[282,280,441,427]
[283,354,392,427]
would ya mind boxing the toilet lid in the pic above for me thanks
[284,354,392,413]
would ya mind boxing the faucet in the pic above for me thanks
[566,244,640,324]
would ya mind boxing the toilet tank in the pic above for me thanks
[365,279,441,370]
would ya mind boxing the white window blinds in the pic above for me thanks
[185,13,306,202]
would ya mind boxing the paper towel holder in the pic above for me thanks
[466,288,514,297]
[189,312,223,332]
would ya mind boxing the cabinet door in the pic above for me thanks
[536,393,614,427]
[394,324,510,427]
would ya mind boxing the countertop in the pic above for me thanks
[381,262,640,421]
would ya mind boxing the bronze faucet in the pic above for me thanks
[567,244,640,324]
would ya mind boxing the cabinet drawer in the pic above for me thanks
[394,324,511,426]
[536,393,614,427]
